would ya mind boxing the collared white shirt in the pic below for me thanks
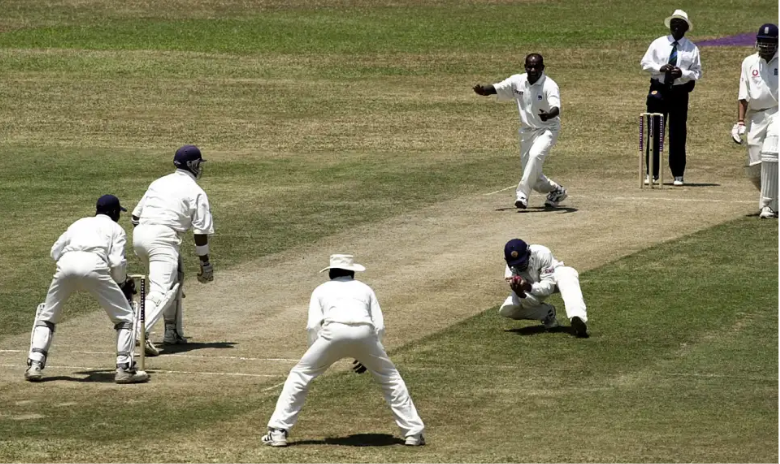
[504,244,562,297]
[132,170,214,235]
[307,277,385,344]
[641,35,702,85]
[50,214,128,282]
[493,73,561,131]
[739,52,778,111]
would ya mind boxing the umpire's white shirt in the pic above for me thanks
[493,73,561,131]
[50,214,127,283]
[640,35,702,85]
[739,52,778,112]
[132,170,214,235]
[306,277,385,344]
[504,244,562,297]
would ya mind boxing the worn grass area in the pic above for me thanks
[0,217,775,462]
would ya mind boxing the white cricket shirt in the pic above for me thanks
[739,52,778,112]
[50,214,128,282]
[132,170,214,235]
[640,35,702,85]
[504,244,562,297]
[307,277,385,344]
[493,73,561,131]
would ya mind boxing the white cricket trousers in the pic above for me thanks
[132,224,183,335]
[268,322,425,438]
[499,266,587,322]
[29,252,134,365]
[516,127,561,202]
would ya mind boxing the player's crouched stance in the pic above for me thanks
[25,195,148,384]
[499,239,589,338]
[262,254,425,447]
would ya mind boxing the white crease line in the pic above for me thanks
[261,381,286,392]
[0,364,282,378]
[483,185,515,196]
[0,349,298,363]
[608,196,754,204]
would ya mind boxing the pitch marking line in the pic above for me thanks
[482,185,755,204]
[483,185,515,196]
[0,349,298,363]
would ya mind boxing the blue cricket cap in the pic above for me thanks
[96,194,127,213]
[173,145,206,168]
[504,239,530,267]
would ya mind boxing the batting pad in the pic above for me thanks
[745,163,762,190]
[761,151,778,211]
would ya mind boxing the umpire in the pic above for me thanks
[640,9,702,186]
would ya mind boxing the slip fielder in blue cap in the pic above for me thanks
[96,194,127,213]
[504,238,530,269]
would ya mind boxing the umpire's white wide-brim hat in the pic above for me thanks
[319,254,366,273]
[664,9,692,31]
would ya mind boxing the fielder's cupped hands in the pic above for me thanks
[731,122,746,144]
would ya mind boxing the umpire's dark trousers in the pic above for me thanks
[645,78,695,179]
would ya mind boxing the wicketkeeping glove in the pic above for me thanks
[119,277,136,302]
[352,360,367,374]
[197,261,214,283]
[731,122,746,144]
[509,275,532,297]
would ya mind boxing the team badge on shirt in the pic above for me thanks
[753,69,759,77]
[537,95,542,100]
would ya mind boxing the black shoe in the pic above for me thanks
[514,199,527,209]
[571,317,588,338]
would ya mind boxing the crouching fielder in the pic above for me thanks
[499,239,589,338]
[25,195,148,384]
[262,254,425,447]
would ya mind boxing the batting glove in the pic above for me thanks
[197,261,214,283]
[352,360,367,374]
[731,122,746,144]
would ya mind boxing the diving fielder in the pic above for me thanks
[262,254,425,447]
[132,145,214,354]
[732,23,778,219]
[473,53,569,209]
[25,195,148,384]
[500,239,588,338]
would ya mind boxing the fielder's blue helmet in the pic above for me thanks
[757,23,778,41]
[173,145,206,178]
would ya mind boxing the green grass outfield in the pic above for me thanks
[0,0,777,461]
[1,217,776,462]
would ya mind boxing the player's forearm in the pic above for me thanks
[475,84,497,95]
[530,280,556,297]
[738,100,748,122]
[546,107,560,118]
[194,233,210,262]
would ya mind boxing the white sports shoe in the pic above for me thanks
[405,433,426,446]
[673,176,684,186]
[644,175,659,185]
[760,206,778,219]
[115,365,149,384]
[144,339,160,357]
[261,428,288,447]
[163,325,187,345]
[545,186,568,208]
[24,361,43,382]
[542,306,560,329]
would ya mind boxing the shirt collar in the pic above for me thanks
[666,35,685,45]
[94,213,114,222]
[331,276,354,282]
[526,73,546,87]
[175,169,198,182]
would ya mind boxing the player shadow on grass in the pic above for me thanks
[494,206,578,214]
[40,369,117,383]
[290,433,404,447]
[505,325,586,337]
[159,341,237,355]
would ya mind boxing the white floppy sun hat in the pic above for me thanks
[319,254,366,273]
[664,9,693,31]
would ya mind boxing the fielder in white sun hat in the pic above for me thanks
[664,9,692,31]
[319,254,366,273]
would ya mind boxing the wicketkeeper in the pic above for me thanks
[500,238,589,337]
[131,145,215,355]
[25,195,148,384]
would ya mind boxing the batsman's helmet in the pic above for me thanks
[173,145,206,179]
[504,239,530,269]
[756,23,778,55]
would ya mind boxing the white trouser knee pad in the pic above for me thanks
[29,320,55,367]
[114,321,134,366]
